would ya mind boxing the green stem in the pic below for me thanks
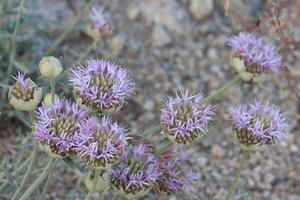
[156,138,173,155]
[1,0,25,105]
[0,156,31,192]
[19,158,57,200]
[6,0,25,78]
[202,75,241,104]
[76,40,98,64]
[44,0,96,56]
[50,79,55,102]
[84,170,101,200]
[39,173,53,200]
[225,150,249,200]
[11,144,38,200]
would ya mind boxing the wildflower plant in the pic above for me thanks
[35,99,88,158]
[2,1,291,199]
[75,116,129,169]
[161,90,214,145]
[228,32,283,82]
[70,58,134,113]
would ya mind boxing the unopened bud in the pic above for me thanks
[43,93,58,106]
[39,56,62,79]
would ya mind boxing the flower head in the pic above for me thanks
[8,72,42,111]
[161,90,214,145]
[155,149,194,195]
[110,144,161,199]
[35,99,88,158]
[228,100,288,151]
[70,59,134,113]
[89,7,112,37]
[228,32,283,80]
[74,116,129,169]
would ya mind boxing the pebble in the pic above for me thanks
[151,24,172,47]
[197,156,208,167]
[190,0,213,21]
[138,0,191,37]
[210,144,224,159]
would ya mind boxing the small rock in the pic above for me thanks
[264,172,275,184]
[197,156,208,167]
[207,48,218,60]
[151,24,172,47]
[138,0,191,37]
[127,6,139,20]
[210,145,224,159]
[190,0,213,21]
[290,144,299,153]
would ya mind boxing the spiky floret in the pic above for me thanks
[155,149,194,195]
[161,90,214,145]
[74,116,129,169]
[110,144,162,198]
[228,32,283,75]
[8,71,42,111]
[35,99,88,157]
[70,59,134,113]
[228,100,288,151]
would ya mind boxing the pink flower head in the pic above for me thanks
[228,32,283,75]
[74,116,129,169]
[156,148,195,195]
[110,144,162,197]
[34,99,88,157]
[70,58,134,113]
[161,90,214,144]
[229,100,288,149]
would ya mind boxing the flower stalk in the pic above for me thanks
[11,144,38,200]
[225,150,249,200]
[44,0,96,55]
[84,170,101,200]
[202,75,241,104]
[19,157,57,200]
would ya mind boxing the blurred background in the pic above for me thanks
[0,0,300,199]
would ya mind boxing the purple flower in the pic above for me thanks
[228,100,288,150]
[13,72,31,92]
[70,58,134,113]
[90,7,112,35]
[228,32,283,75]
[34,99,88,157]
[156,149,194,195]
[110,144,161,198]
[74,116,129,169]
[161,90,214,145]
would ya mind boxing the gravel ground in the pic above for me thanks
[1,0,300,199]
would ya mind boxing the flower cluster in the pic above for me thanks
[155,149,194,195]
[70,58,134,113]
[161,90,214,145]
[35,99,88,157]
[228,32,283,81]
[8,72,42,111]
[75,116,129,169]
[228,100,288,151]
[110,144,161,198]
